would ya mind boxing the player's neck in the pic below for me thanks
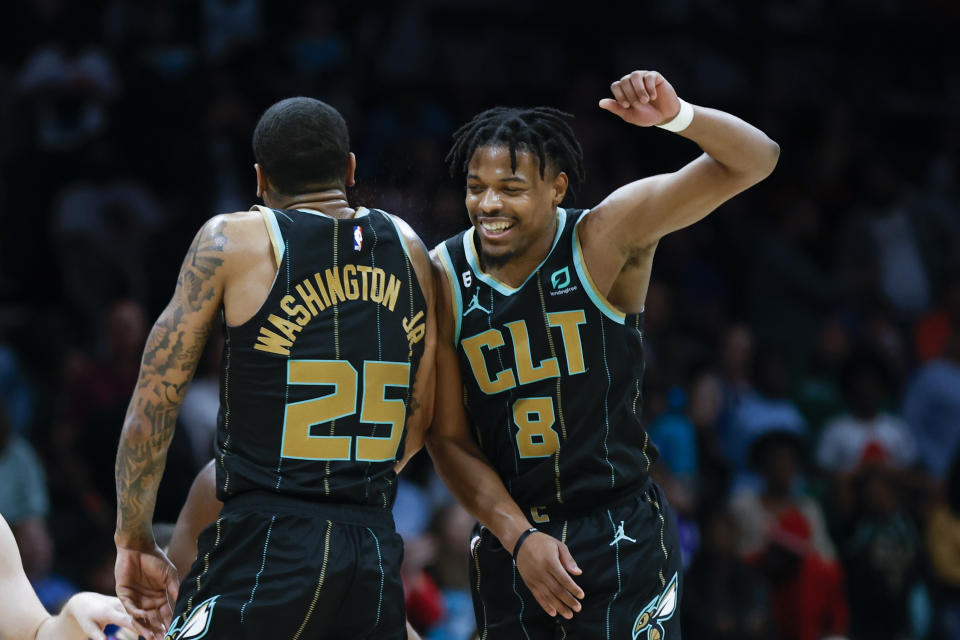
[269,189,355,219]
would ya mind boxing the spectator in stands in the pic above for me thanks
[817,348,916,473]
[750,508,849,640]
[730,429,835,560]
[726,350,808,490]
[903,325,960,479]
[926,448,960,640]
[0,402,53,581]
[684,508,771,640]
[841,466,925,640]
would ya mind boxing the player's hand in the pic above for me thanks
[599,70,682,128]
[514,533,584,619]
[115,545,179,640]
[58,592,136,640]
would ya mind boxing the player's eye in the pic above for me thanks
[467,184,484,194]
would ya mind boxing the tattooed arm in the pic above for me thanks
[114,217,229,640]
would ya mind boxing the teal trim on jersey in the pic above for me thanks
[295,206,371,218]
[366,528,386,628]
[281,359,359,461]
[383,211,415,266]
[571,211,627,325]
[435,243,463,343]
[241,515,275,623]
[463,207,568,296]
[357,360,411,462]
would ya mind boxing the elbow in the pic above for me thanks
[723,138,780,188]
[757,138,780,180]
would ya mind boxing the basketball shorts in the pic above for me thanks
[167,491,405,639]
[469,479,682,640]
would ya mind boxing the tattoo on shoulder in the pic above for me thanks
[181,218,228,312]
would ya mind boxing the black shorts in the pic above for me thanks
[167,491,405,640]
[470,480,682,640]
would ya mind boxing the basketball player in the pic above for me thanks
[0,513,135,639]
[114,97,436,640]
[427,69,779,638]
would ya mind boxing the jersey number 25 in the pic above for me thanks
[281,359,410,462]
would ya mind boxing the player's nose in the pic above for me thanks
[478,189,502,213]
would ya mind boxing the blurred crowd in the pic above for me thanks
[0,0,958,639]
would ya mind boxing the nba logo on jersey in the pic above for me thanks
[353,225,363,251]
[462,271,472,287]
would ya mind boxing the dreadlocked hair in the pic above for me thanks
[445,106,586,196]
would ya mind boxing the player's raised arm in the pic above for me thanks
[581,69,779,289]
[425,255,585,620]
[391,216,437,471]
[114,216,230,640]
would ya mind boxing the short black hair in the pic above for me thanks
[446,107,585,195]
[252,97,350,195]
[747,429,806,471]
[838,348,893,398]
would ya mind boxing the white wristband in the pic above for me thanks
[655,99,694,133]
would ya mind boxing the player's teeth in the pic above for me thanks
[481,221,511,232]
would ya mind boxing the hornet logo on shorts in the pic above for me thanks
[632,572,678,640]
[165,596,218,640]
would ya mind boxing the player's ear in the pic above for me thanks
[254,163,267,199]
[551,171,569,207]
[345,152,357,188]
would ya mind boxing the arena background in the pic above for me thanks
[0,1,958,638]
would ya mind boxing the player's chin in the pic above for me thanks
[480,244,515,269]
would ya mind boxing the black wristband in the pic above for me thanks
[512,527,539,558]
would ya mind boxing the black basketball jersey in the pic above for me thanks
[436,207,657,521]
[215,206,427,508]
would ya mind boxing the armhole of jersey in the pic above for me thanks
[382,212,414,265]
[434,242,463,343]
[254,205,285,267]
[572,210,627,325]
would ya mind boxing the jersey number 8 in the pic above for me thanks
[281,359,410,462]
[513,397,560,458]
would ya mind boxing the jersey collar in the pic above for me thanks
[296,206,370,218]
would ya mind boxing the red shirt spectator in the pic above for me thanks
[750,509,849,640]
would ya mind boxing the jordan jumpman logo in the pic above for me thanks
[463,292,491,316]
[610,520,637,546]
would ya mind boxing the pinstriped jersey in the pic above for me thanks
[436,207,657,520]
[215,206,427,507]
